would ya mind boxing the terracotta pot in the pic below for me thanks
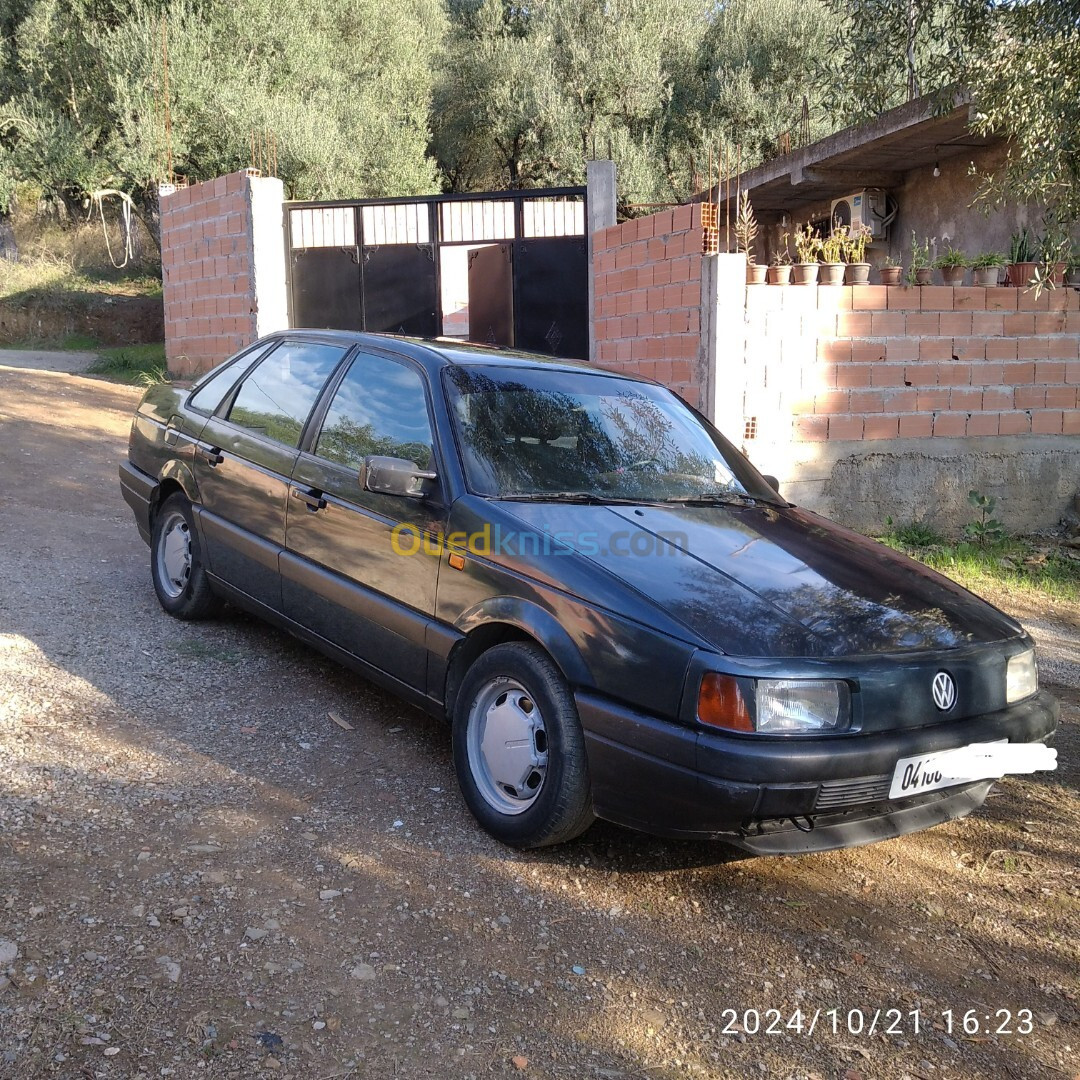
[818,262,845,286]
[940,265,967,286]
[914,267,933,285]
[878,266,903,285]
[1051,261,1067,287]
[746,262,768,285]
[766,264,792,285]
[844,262,871,285]
[973,265,1001,287]
[1006,261,1038,287]
[792,262,819,286]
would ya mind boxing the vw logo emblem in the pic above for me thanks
[932,671,957,711]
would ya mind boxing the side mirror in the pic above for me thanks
[362,456,437,499]
[761,474,780,493]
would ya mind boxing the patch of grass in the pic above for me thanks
[882,519,945,548]
[0,256,162,302]
[87,342,170,385]
[878,532,1080,602]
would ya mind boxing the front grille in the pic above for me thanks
[815,774,892,810]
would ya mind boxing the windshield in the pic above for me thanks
[443,364,782,504]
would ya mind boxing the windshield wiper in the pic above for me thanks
[497,492,657,505]
[663,491,762,506]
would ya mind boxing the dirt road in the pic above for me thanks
[0,361,1077,1079]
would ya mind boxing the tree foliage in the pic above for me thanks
[965,0,1080,224]
[2,0,1077,226]
[0,0,445,213]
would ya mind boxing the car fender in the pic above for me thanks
[452,595,593,689]
[158,459,199,505]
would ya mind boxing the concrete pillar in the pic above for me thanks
[697,253,746,438]
[248,176,288,336]
[586,160,617,364]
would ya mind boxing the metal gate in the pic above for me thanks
[285,187,588,359]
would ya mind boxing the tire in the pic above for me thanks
[150,493,221,620]
[452,642,595,848]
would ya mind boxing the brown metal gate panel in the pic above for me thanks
[287,189,587,357]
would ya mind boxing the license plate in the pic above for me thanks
[889,741,1057,801]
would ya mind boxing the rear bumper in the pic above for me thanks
[119,460,155,545]
[577,689,1059,854]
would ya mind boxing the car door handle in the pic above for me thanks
[196,445,223,467]
[291,487,327,512]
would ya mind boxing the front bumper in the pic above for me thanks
[577,689,1059,854]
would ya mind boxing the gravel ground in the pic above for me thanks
[0,350,98,374]
[1,364,1078,1080]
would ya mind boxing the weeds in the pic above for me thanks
[878,527,1080,602]
[87,342,169,384]
[963,490,1005,547]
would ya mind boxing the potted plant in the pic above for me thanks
[907,232,932,285]
[934,246,969,286]
[1006,228,1038,287]
[766,234,792,285]
[878,255,903,286]
[792,223,821,285]
[735,192,766,284]
[843,224,873,285]
[970,251,1005,287]
[818,222,846,285]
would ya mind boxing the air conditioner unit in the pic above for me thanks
[830,189,889,240]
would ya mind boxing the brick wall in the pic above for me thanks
[160,172,259,377]
[592,204,703,407]
[741,284,1080,449]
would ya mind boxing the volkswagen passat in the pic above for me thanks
[119,331,1058,853]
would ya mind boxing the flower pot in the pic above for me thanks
[766,264,792,285]
[792,262,819,286]
[973,265,1001,287]
[940,265,967,286]
[844,262,871,285]
[878,266,903,285]
[914,267,933,285]
[818,262,845,286]
[746,262,768,285]
[1050,261,1067,287]
[1006,261,1038,287]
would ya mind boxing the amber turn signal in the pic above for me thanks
[697,673,754,732]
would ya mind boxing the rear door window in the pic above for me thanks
[188,341,274,415]
[226,341,346,448]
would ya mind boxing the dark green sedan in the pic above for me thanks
[120,331,1058,853]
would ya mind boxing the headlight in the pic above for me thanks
[698,674,851,734]
[1006,650,1038,703]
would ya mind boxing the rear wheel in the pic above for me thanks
[452,642,595,848]
[150,493,221,619]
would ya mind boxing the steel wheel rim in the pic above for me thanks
[466,677,549,815]
[156,510,192,599]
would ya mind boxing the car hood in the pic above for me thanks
[494,500,1023,658]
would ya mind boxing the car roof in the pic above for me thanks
[262,329,650,382]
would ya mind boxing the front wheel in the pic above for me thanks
[150,493,221,619]
[452,642,595,848]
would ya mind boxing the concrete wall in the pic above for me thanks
[160,171,287,377]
